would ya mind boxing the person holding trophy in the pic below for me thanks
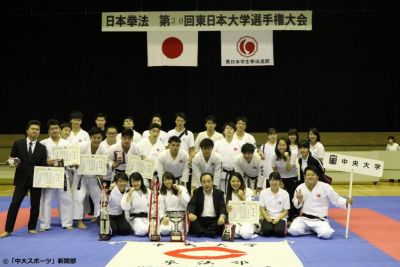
[158,172,191,240]
[121,172,151,236]
[226,172,256,240]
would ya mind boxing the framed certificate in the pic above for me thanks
[53,145,80,166]
[228,201,260,224]
[125,155,155,180]
[77,154,107,176]
[33,166,65,189]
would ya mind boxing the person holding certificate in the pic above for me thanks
[39,119,74,232]
[187,173,227,238]
[0,120,47,238]
[226,172,256,239]
[259,172,290,237]
[73,127,108,230]
[121,172,151,236]
[159,172,191,236]
[108,129,140,174]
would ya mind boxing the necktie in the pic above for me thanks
[28,142,33,156]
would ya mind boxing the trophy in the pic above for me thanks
[168,211,186,242]
[222,223,236,242]
[6,157,21,167]
[98,177,111,241]
[53,159,64,167]
[114,151,125,164]
[149,179,160,241]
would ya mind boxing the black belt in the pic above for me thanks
[302,213,326,221]
[114,169,125,173]
[244,173,258,189]
[130,212,148,218]
[222,169,234,192]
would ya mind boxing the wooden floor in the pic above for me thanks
[0,182,399,197]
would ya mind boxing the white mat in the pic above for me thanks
[107,241,303,267]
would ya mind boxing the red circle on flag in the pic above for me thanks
[162,37,183,59]
[237,36,258,57]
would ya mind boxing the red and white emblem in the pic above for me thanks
[237,36,258,57]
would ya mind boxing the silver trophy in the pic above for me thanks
[168,211,186,242]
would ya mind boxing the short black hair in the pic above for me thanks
[168,136,181,144]
[47,119,60,130]
[121,129,133,138]
[70,111,83,120]
[200,138,214,149]
[236,116,248,124]
[241,143,255,154]
[200,172,214,182]
[388,136,395,141]
[60,122,71,130]
[114,172,128,183]
[222,122,236,132]
[88,127,103,137]
[267,128,277,135]
[26,120,41,130]
[123,116,134,122]
[205,115,216,124]
[96,113,107,120]
[175,112,187,121]
[149,123,161,130]
[269,171,282,180]
[298,140,310,149]
[304,165,320,176]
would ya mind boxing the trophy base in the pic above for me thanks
[150,234,161,241]
[170,232,184,242]
[99,234,111,241]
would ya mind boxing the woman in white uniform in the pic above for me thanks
[121,172,151,236]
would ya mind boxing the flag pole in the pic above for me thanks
[345,169,354,239]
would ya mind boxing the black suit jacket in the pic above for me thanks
[10,138,47,187]
[298,154,324,183]
[187,187,227,218]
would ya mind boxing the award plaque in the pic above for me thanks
[149,180,160,241]
[222,224,236,242]
[114,151,125,164]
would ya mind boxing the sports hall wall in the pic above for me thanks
[0,0,399,134]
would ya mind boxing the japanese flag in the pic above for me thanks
[147,31,198,67]
[221,30,274,66]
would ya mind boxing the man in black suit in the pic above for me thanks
[0,120,47,238]
[298,140,325,183]
[187,173,227,238]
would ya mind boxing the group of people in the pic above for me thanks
[0,111,352,240]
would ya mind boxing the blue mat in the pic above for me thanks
[0,196,399,267]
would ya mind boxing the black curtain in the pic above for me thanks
[1,0,399,133]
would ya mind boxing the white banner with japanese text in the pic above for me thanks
[323,153,384,177]
[221,30,273,66]
[102,11,312,32]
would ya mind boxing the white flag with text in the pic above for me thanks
[221,31,274,66]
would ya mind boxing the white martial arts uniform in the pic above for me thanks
[167,128,195,153]
[137,138,165,187]
[121,188,151,236]
[107,142,140,173]
[157,149,189,183]
[233,132,257,147]
[72,141,108,219]
[191,150,222,188]
[235,153,265,190]
[260,142,276,188]
[39,138,73,229]
[288,181,348,239]
[194,131,224,152]
[159,185,190,236]
[67,129,90,145]
[142,129,169,147]
[116,130,142,144]
[386,143,400,152]
[310,141,325,161]
[108,187,125,216]
[99,139,117,182]
[229,187,255,239]
[214,138,242,193]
